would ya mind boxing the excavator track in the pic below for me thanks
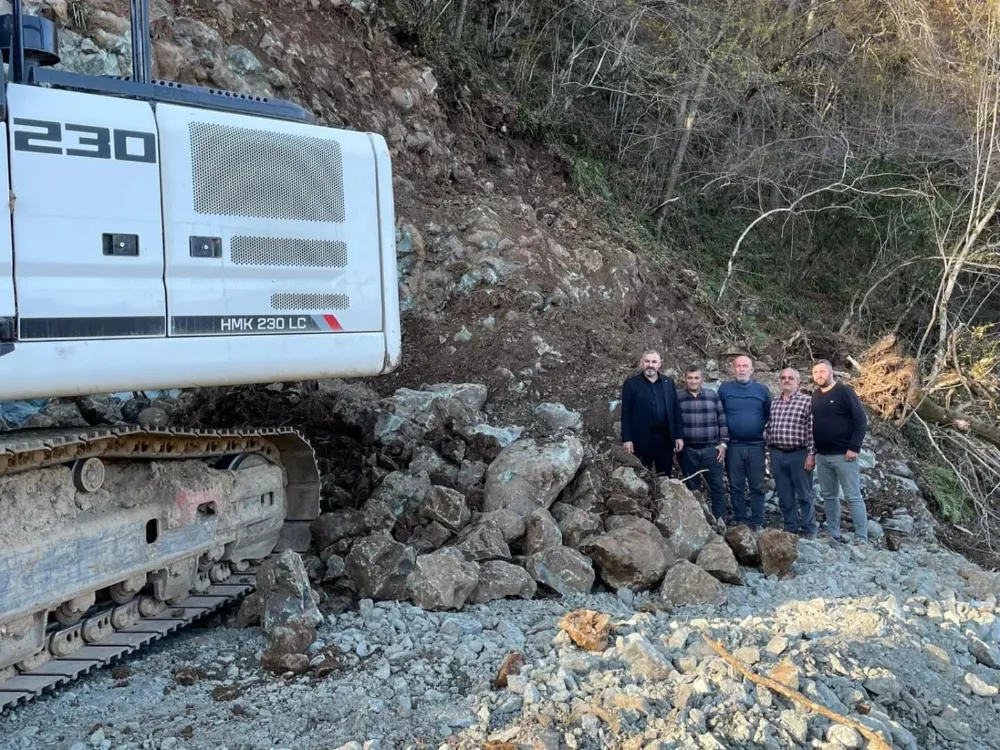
[0,424,322,714]
[0,571,259,713]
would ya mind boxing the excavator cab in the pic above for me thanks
[0,0,400,402]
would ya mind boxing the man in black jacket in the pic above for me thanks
[621,350,684,476]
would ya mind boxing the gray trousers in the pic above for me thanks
[815,453,868,540]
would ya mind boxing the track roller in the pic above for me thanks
[72,456,105,493]
[53,593,96,625]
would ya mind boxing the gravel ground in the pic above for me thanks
[2,533,999,750]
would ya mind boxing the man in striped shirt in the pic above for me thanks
[765,367,817,537]
[677,365,729,524]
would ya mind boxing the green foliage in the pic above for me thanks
[379,0,995,348]
[923,464,973,524]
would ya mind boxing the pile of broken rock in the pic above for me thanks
[236,381,801,673]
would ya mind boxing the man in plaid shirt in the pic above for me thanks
[677,365,729,524]
[765,367,817,537]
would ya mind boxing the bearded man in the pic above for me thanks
[620,349,684,477]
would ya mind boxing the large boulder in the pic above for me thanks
[453,521,512,561]
[581,518,673,591]
[344,534,417,600]
[524,545,595,595]
[695,536,742,584]
[759,529,798,576]
[725,525,761,567]
[482,435,585,517]
[467,560,538,604]
[551,504,603,548]
[524,508,563,554]
[255,551,323,666]
[533,402,583,433]
[391,383,489,430]
[405,551,480,610]
[659,560,728,606]
[256,550,323,637]
[420,486,471,532]
[654,478,714,561]
[363,470,432,531]
[312,509,367,551]
[564,464,601,512]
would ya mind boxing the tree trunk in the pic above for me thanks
[654,28,725,236]
[910,390,1000,450]
[453,0,470,43]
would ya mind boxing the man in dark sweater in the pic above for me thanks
[621,350,684,476]
[717,355,771,530]
[811,359,869,542]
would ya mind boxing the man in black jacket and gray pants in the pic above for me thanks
[811,359,869,542]
[621,350,684,477]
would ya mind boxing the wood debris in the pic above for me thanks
[557,609,613,652]
[702,635,892,750]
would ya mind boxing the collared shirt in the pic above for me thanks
[766,390,814,453]
[646,377,668,426]
[677,387,728,445]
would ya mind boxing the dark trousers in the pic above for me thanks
[679,444,727,520]
[726,443,766,527]
[636,432,674,477]
[770,447,816,535]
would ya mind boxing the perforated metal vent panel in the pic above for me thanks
[231,236,348,267]
[271,293,350,311]
[189,122,346,222]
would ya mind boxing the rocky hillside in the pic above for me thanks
[0,0,735,426]
[2,1,1000,748]
[1,380,999,749]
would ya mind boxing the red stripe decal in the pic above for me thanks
[323,314,343,331]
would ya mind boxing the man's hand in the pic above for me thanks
[805,454,815,472]
[716,444,726,463]
[623,441,634,455]
[674,439,684,453]
[845,449,858,462]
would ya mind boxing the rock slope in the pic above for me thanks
[2,379,997,749]
[1,520,998,749]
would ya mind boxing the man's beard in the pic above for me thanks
[644,367,657,378]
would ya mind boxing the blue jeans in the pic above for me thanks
[679,444,727,520]
[770,447,816,535]
[816,453,868,540]
[726,443,766,527]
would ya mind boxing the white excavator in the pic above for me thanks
[0,0,400,709]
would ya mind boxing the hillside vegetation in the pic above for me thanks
[373,0,1000,562]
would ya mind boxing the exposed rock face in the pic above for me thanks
[482,435,585,517]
